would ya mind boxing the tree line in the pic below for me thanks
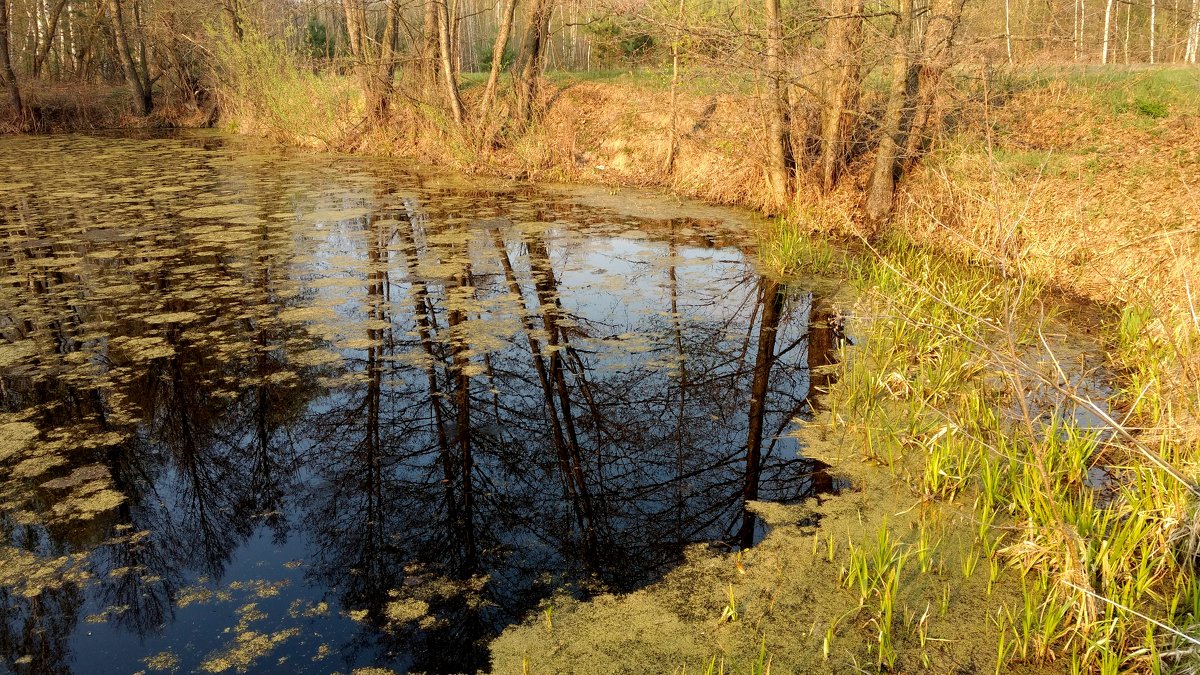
[1,0,1198,224]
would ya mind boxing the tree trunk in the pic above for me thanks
[516,0,552,125]
[32,0,68,77]
[819,0,865,193]
[478,0,517,121]
[342,0,365,59]
[423,1,440,98]
[663,0,685,174]
[109,0,152,115]
[902,0,965,172]
[1004,0,1013,63]
[221,0,243,42]
[342,0,399,121]
[1102,0,1114,63]
[1190,0,1200,63]
[864,0,914,228]
[1123,0,1131,64]
[1150,0,1156,63]
[1074,0,1081,60]
[0,0,22,114]
[374,0,399,119]
[437,0,465,126]
[763,0,790,208]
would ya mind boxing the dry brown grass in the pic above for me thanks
[0,81,210,133]
[895,68,1200,441]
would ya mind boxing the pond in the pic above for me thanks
[0,132,850,674]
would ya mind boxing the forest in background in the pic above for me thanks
[1,0,1199,222]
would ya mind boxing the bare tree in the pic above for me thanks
[342,0,400,120]
[221,0,243,42]
[1101,0,1114,63]
[478,0,517,122]
[32,0,69,77]
[663,0,685,175]
[109,0,153,115]
[0,0,21,113]
[864,0,914,227]
[819,0,864,193]
[763,0,790,208]
[865,0,964,229]
[516,0,553,125]
[436,0,465,125]
[1150,0,1156,63]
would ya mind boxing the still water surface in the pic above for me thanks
[0,132,847,673]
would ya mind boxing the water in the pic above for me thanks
[0,132,848,674]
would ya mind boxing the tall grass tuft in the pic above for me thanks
[210,28,363,150]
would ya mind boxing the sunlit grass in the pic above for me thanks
[803,234,1200,671]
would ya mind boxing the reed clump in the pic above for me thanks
[815,231,1200,672]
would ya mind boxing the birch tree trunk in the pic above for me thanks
[1004,0,1013,63]
[1150,0,1156,63]
[1102,0,1114,63]
[437,0,465,126]
[1188,0,1200,63]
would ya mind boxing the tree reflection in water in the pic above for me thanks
[0,134,846,674]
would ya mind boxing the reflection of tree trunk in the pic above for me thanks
[396,213,461,549]
[489,230,576,501]
[668,226,688,529]
[526,235,597,551]
[739,278,784,549]
[364,216,388,570]
[804,296,841,495]
[447,262,477,571]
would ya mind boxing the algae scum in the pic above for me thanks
[0,132,851,674]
